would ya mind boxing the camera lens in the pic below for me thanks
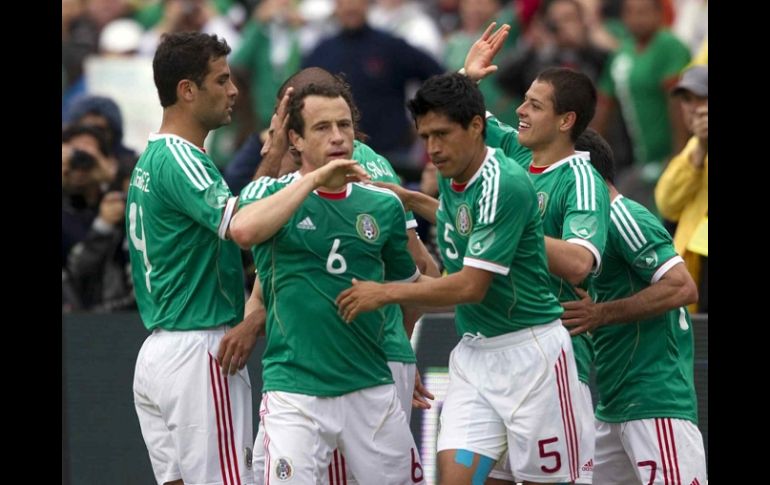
[69,149,98,171]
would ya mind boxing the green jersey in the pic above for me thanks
[352,140,417,362]
[436,147,562,338]
[126,134,245,331]
[484,116,611,383]
[241,174,419,396]
[593,195,697,424]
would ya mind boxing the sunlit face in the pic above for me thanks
[515,80,569,151]
[193,56,238,130]
[291,95,355,169]
[416,111,484,183]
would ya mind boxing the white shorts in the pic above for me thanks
[437,321,592,483]
[593,418,707,485]
[488,381,595,483]
[260,384,423,485]
[133,326,255,485]
[252,362,417,484]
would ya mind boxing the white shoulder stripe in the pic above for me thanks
[615,200,646,246]
[569,159,584,211]
[569,158,599,211]
[355,183,407,211]
[166,140,206,190]
[170,138,212,189]
[610,205,644,252]
[478,157,500,224]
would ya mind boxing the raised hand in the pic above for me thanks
[464,22,511,82]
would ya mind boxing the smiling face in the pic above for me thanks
[290,95,355,170]
[192,56,238,130]
[416,110,484,183]
[515,79,571,151]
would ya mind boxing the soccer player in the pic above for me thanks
[228,80,424,484]
[240,67,438,485]
[562,128,707,484]
[127,32,257,485]
[337,72,592,485]
[463,29,609,483]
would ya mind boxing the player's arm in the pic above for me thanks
[407,229,441,278]
[217,276,267,375]
[337,267,494,323]
[229,159,370,247]
[373,182,439,224]
[563,261,698,335]
[544,237,597,285]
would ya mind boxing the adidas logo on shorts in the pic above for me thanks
[297,216,317,230]
[581,459,593,472]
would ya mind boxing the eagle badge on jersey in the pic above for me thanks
[456,204,473,236]
[276,457,293,481]
[356,214,380,243]
[537,192,549,217]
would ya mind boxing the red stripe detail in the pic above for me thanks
[223,376,242,485]
[529,164,548,174]
[317,189,347,199]
[334,450,342,484]
[554,354,577,480]
[450,180,468,192]
[656,418,671,485]
[341,452,347,484]
[209,355,229,485]
[666,419,681,485]
[559,350,580,479]
[216,363,236,485]
[328,460,334,485]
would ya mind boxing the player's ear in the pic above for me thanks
[289,129,304,153]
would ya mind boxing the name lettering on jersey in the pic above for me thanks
[356,214,380,243]
[296,216,317,230]
[537,191,549,217]
[131,168,151,193]
[455,204,473,236]
[568,214,598,239]
[632,248,658,269]
[364,159,394,179]
[275,457,293,481]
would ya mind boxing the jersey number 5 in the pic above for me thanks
[326,238,347,274]
[128,202,153,292]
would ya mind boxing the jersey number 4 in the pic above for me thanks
[128,202,153,292]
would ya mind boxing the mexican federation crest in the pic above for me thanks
[356,214,380,243]
[275,457,293,481]
[455,204,473,236]
[536,192,549,217]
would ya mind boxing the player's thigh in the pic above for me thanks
[437,449,497,485]
[592,420,637,485]
[388,361,417,423]
[261,391,339,484]
[340,384,424,485]
[621,418,707,485]
[134,387,181,485]
[503,324,591,483]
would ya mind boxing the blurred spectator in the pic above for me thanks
[655,65,707,312]
[303,0,444,178]
[368,0,444,60]
[62,0,99,112]
[64,94,139,177]
[671,0,707,56]
[593,0,691,210]
[444,0,520,127]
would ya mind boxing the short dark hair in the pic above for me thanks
[408,73,486,138]
[535,67,596,142]
[575,128,615,183]
[62,124,112,157]
[279,68,364,140]
[286,81,359,137]
[153,32,231,108]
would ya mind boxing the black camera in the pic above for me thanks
[69,149,98,171]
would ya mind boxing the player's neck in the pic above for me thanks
[530,140,576,168]
[159,109,208,148]
[454,143,487,184]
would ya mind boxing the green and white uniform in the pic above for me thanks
[128,133,253,485]
[435,148,591,483]
[241,175,422,484]
[591,194,706,485]
[485,115,610,385]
